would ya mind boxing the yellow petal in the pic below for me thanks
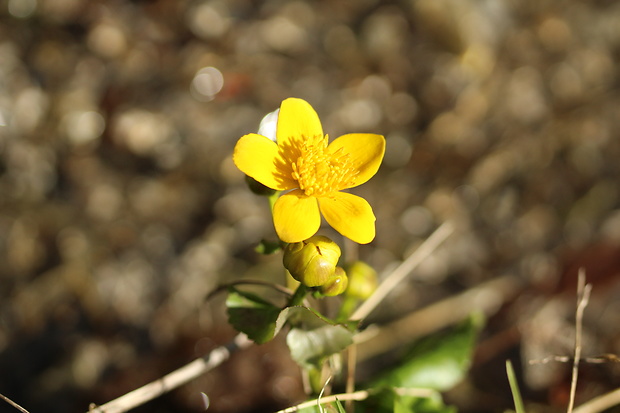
[318,192,376,244]
[328,133,385,188]
[277,98,324,151]
[273,190,321,243]
[233,133,296,190]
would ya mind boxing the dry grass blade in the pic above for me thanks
[87,333,253,413]
[0,393,30,413]
[567,269,592,413]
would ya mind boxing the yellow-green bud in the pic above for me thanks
[283,235,341,287]
[319,267,348,296]
[344,261,377,300]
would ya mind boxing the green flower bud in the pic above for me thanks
[344,261,377,300]
[283,235,341,287]
[319,267,348,296]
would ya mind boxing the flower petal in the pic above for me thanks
[318,192,376,244]
[233,133,296,190]
[277,98,323,150]
[273,190,321,243]
[327,133,385,188]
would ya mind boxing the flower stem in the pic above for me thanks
[287,284,309,307]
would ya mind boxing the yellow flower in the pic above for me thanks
[233,98,385,244]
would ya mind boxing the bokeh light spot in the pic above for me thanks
[188,3,230,39]
[9,0,37,18]
[191,67,224,102]
[64,111,105,146]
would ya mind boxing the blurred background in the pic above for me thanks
[1,0,620,412]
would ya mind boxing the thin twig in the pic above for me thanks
[568,269,592,413]
[88,333,253,413]
[529,354,620,365]
[352,221,454,321]
[0,393,30,413]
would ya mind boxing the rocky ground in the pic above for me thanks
[1,0,620,412]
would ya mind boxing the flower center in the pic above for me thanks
[291,135,357,197]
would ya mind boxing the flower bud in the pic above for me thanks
[319,267,348,296]
[257,109,279,142]
[344,261,377,300]
[283,235,341,287]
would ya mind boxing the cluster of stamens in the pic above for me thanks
[290,135,358,197]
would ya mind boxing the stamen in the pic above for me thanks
[292,135,358,197]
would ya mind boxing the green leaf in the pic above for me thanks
[506,360,525,413]
[372,312,484,391]
[284,306,357,369]
[255,239,282,255]
[226,288,359,348]
[284,305,359,332]
[334,398,346,413]
[226,288,282,344]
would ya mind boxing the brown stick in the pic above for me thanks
[88,333,252,413]
[0,393,30,413]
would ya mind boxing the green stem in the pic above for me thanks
[287,284,309,307]
[307,366,324,396]
[336,296,359,322]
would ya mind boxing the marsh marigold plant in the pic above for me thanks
[233,98,385,244]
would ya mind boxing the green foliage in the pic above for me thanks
[227,289,482,413]
[291,313,482,413]
[285,306,357,369]
[226,288,282,344]
[372,313,484,391]
[226,287,358,364]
